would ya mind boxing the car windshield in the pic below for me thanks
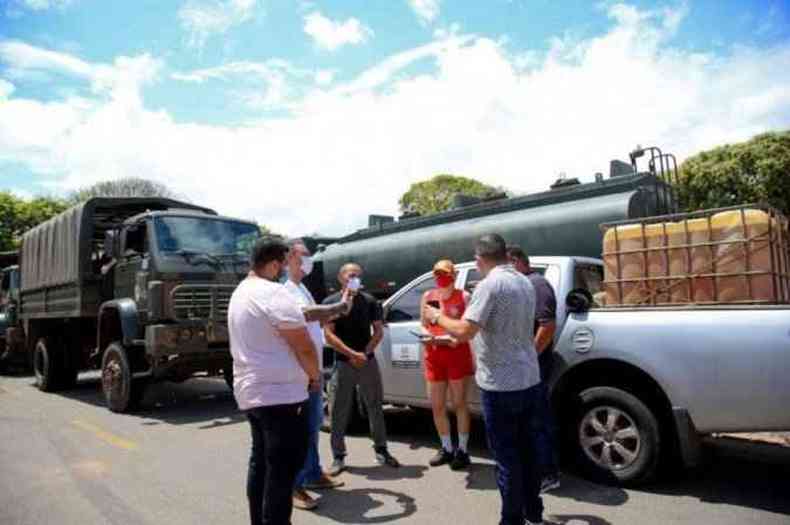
[154,217,260,256]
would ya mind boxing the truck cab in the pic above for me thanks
[96,209,260,410]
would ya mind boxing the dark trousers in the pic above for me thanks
[536,351,559,478]
[481,385,544,525]
[246,400,309,525]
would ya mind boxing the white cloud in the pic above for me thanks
[0,79,15,99]
[303,11,373,51]
[178,0,260,50]
[407,0,441,25]
[17,0,72,10]
[172,60,332,109]
[1,3,790,237]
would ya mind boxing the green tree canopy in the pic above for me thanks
[0,192,69,252]
[68,177,181,204]
[677,130,790,214]
[399,174,505,216]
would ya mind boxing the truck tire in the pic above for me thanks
[34,338,66,392]
[101,342,146,413]
[570,386,661,486]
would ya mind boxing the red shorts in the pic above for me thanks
[424,345,475,382]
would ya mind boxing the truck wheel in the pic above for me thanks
[101,342,146,413]
[34,338,65,392]
[571,386,661,486]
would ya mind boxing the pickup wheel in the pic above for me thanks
[101,342,146,413]
[570,386,660,486]
[34,337,66,392]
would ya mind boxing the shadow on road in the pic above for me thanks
[346,464,429,481]
[546,514,614,525]
[51,373,246,429]
[640,438,790,516]
[313,487,417,523]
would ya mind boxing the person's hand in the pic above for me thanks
[340,288,353,315]
[422,304,441,325]
[350,351,368,368]
[309,379,322,393]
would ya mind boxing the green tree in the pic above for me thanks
[399,174,505,216]
[68,177,181,204]
[0,192,68,251]
[677,130,790,214]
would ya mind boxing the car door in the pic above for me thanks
[378,274,436,407]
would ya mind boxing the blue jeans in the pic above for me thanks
[481,385,544,525]
[294,389,324,489]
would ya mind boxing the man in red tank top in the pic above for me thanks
[419,259,475,470]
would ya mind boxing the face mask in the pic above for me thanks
[347,276,361,291]
[300,256,314,276]
[435,274,454,289]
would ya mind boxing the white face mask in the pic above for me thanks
[300,255,314,276]
[347,276,361,291]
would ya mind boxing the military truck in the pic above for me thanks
[10,198,259,412]
[312,149,678,301]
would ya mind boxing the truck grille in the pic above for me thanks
[171,284,235,321]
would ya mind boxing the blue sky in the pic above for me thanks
[1,0,789,235]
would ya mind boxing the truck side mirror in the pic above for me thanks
[566,288,593,313]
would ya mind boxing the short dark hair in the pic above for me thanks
[475,234,507,262]
[250,236,289,269]
[506,245,529,266]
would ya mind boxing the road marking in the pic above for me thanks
[71,420,139,451]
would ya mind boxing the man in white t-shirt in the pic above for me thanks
[284,239,346,511]
[228,237,321,525]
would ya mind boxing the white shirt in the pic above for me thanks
[284,280,324,371]
[228,276,308,410]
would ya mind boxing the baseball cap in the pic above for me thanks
[432,259,455,274]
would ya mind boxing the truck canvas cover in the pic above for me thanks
[20,197,215,293]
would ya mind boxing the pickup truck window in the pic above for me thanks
[386,277,435,322]
[574,263,604,295]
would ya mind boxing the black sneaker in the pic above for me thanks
[450,450,471,470]
[429,448,454,467]
[375,449,400,468]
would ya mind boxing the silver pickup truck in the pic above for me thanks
[370,256,790,485]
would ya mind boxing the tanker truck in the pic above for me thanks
[311,152,677,300]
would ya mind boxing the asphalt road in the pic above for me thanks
[1,373,789,525]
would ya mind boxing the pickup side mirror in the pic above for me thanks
[566,288,593,314]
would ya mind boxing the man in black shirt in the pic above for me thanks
[507,245,561,494]
[323,262,400,476]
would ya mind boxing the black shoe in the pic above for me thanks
[450,450,471,470]
[429,448,454,467]
[375,449,400,468]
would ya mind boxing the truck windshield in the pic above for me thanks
[154,217,260,256]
